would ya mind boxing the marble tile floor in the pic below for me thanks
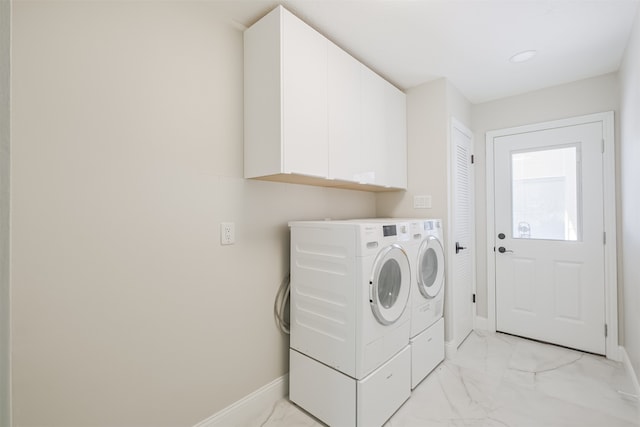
[252,331,639,427]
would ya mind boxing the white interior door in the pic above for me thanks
[494,122,606,355]
[450,120,474,348]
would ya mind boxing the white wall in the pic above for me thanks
[10,2,376,426]
[471,73,620,322]
[447,80,472,128]
[377,78,448,220]
[377,78,471,345]
[619,6,640,385]
[376,79,471,221]
[0,0,11,426]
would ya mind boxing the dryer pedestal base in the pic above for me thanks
[410,317,444,389]
[289,347,411,427]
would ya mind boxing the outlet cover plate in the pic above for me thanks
[220,222,235,245]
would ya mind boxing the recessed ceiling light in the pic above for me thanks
[509,50,537,63]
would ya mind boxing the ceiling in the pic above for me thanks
[220,0,640,104]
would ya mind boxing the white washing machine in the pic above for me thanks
[347,218,445,389]
[410,219,445,389]
[288,220,412,427]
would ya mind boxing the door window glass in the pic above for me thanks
[420,249,438,288]
[511,145,580,241]
[378,259,401,309]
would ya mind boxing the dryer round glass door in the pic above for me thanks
[417,235,444,299]
[370,244,411,325]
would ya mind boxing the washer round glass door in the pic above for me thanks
[417,235,444,299]
[370,244,411,325]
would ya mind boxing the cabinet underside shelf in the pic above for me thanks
[247,173,406,192]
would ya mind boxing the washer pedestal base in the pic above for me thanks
[410,317,445,389]
[289,346,411,426]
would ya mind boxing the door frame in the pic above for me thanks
[485,111,619,361]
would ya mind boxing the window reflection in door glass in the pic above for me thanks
[511,145,580,241]
[378,259,401,308]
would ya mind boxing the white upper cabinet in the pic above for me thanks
[244,6,327,180]
[281,10,328,178]
[244,6,407,191]
[328,41,362,183]
[361,66,388,186]
[385,84,408,189]
[361,67,408,188]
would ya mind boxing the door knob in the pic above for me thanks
[498,246,513,253]
[455,242,466,254]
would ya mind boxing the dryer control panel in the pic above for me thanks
[383,225,397,236]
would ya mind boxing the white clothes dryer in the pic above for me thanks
[412,219,445,336]
[344,218,444,336]
[288,220,412,427]
[409,218,445,388]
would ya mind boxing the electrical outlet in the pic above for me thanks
[220,222,235,245]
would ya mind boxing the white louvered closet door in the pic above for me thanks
[451,120,474,349]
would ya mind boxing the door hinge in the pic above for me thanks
[603,231,606,245]
[605,324,608,337]
[602,139,605,153]
[472,293,476,303]
[471,154,475,164]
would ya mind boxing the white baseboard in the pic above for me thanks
[620,346,640,398]
[445,339,457,359]
[608,343,622,362]
[193,374,289,427]
[473,316,489,331]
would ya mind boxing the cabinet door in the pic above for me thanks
[385,84,407,189]
[243,7,284,179]
[360,66,386,185]
[328,42,361,182]
[282,10,328,178]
